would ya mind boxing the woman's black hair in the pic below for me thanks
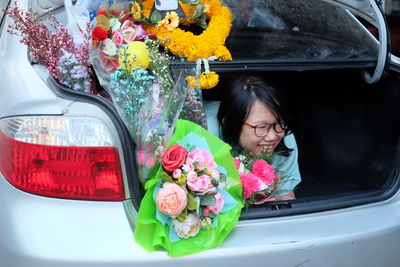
[217,76,292,156]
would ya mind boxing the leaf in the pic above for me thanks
[187,193,197,210]
[197,13,207,29]
[219,173,226,182]
[176,208,188,222]
[150,10,162,24]
[200,194,216,206]
[161,172,173,183]
[195,4,204,17]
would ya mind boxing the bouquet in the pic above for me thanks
[232,151,278,206]
[157,144,227,238]
[134,120,243,257]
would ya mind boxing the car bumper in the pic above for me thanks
[1,174,400,267]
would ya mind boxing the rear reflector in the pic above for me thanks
[0,117,125,201]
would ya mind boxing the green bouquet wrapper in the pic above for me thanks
[134,119,243,257]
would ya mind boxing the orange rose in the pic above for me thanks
[156,182,187,217]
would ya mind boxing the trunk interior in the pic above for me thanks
[203,68,400,217]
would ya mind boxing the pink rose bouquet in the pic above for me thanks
[155,144,227,239]
[233,151,278,206]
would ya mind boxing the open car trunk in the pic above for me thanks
[203,68,400,218]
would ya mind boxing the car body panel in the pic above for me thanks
[1,172,400,266]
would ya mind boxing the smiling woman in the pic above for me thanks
[216,76,301,201]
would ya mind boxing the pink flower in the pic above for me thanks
[186,171,198,181]
[234,158,240,169]
[145,154,155,168]
[137,150,146,165]
[112,31,124,46]
[187,174,213,193]
[187,148,217,170]
[156,182,187,217]
[210,169,220,179]
[172,169,182,179]
[196,163,205,171]
[119,21,147,43]
[204,192,224,216]
[240,173,262,199]
[119,21,136,43]
[172,213,201,238]
[252,159,275,186]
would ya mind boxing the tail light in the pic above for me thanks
[0,116,125,201]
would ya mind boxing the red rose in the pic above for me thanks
[92,26,110,42]
[162,145,188,173]
[97,10,107,16]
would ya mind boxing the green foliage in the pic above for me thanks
[200,194,216,206]
[186,193,197,210]
[161,171,174,183]
[150,10,162,24]
[180,0,199,4]
[176,208,188,222]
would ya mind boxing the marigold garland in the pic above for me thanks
[186,72,219,90]
[141,0,232,62]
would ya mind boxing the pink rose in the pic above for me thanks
[240,173,262,199]
[187,174,213,193]
[162,144,188,173]
[204,192,224,216]
[156,182,187,217]
[252,159,275,186]
[112,31,124,46]
[172,169,182,179]
[172,213,201,238]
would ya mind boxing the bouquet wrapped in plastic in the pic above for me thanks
[134,120,243,257]
[87,0,211,183]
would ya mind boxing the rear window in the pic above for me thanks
[223,0,378,61]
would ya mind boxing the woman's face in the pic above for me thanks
[239,99,285,156]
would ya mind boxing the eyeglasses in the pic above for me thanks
[243,121,287,137]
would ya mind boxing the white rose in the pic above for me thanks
[109,17,121,31]
[172,213,201,238]
[102,38,117,56]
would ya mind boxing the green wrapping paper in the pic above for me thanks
[134,119,243,257]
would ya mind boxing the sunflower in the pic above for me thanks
[157,12,180,32]
[131,1,142,20]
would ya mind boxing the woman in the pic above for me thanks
[215,76,301,200]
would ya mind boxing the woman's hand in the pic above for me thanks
[274,172,296,201]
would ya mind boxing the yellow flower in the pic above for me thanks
[157,11,180,31]
[131,1,142,20]
[186,72,219,89]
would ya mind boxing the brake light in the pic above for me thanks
[0,117,125,201]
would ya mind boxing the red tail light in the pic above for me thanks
[0,117,125,201]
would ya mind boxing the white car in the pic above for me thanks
[1,0,400,266]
